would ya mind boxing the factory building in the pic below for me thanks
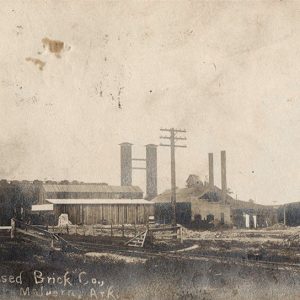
[153,151,232,226]
[32,183,154,225]
[153,185,232,226]
[31,141,158,225]
[229,200,277,229]
[152,151,277,228]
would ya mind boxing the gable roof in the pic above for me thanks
[42,184,143,194]
[152,185,207,203]
[152,185,273,210]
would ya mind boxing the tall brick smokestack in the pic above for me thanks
[120,143,132,186]
[208,153,214,188]
[146,144,157,200]
[221,150,227,203]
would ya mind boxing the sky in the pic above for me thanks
[0,1,299,205]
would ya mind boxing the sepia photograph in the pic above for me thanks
[0,1,299,299]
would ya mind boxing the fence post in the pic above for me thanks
[122,224,124,238]
[134,222,137,236]
[10,218,16,239]
[180,226,183,244]
[111,223,113,238]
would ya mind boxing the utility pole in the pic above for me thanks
[160,128,187,226]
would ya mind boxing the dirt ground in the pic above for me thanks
[0,227,299,300]
[181,227,300,264]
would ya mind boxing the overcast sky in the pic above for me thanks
[0,1,299,205]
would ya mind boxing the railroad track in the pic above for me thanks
[63,239,300,272]
[16,227,300,272]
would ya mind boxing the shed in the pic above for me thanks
[32,183,154,225]
[32,198,154,225]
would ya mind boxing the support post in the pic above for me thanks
[170,129,176,227]
[180,226,183,244]
[160,128,187,226]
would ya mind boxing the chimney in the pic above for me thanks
[208,153,214,188]
[221,150,227,203]
[146,144,157,200]
[120,143,132,186]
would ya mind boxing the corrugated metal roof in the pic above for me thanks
[42,184,143,194]
[46,199,154,205]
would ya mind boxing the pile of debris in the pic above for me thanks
[265,223,288,230]
[284,232,300,247]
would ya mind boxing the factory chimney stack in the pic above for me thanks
[221,150,227,203]
[120,143,133,186]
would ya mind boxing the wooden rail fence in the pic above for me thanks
[9,219,184,244]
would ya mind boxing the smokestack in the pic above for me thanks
[120,143,132,186]
[146,144,157,200]
[221,150,227,203]
[208,153,214,188]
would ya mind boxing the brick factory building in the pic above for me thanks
[32,183,154,225]
[152,151,277,228]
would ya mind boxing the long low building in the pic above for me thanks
[32,198,154,225]
[31,183,154,225]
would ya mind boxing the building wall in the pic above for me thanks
[155,203,192,225]
[54,204,154,225]
[154,199,231,225]
[190,198,232,224]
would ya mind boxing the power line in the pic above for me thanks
[159,128,187,226]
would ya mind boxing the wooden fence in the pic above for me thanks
[9,219,184,244]
[48,224,146,238]
[47,223,184,242]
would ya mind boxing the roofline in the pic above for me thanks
[41,184,143,192]
[46,199,154,205]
